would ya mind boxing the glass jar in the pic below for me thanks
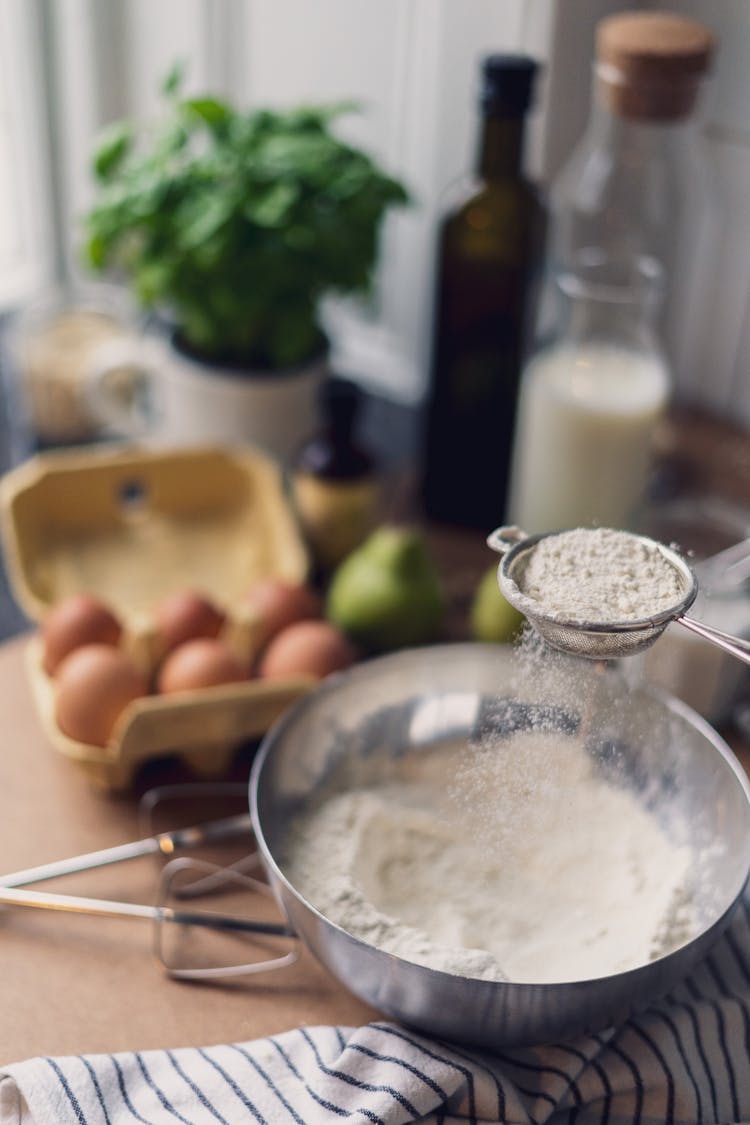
[508,252,671,534]
[545,11,714,382]
[7,280,138,449]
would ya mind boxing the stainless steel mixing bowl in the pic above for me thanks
[250,644,750,1048]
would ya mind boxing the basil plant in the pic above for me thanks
[85,69,410,371]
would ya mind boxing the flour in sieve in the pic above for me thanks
[285,730,696,984]
[515,527,686,623]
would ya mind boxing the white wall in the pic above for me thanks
[22,0,750,420]
[0,1,53,304]
[654,0,750,424]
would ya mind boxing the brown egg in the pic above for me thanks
[157,638,248,694]
[153,590,226,655]
[55,644,149,747]
[244,580,322,650]
[42,593,123,676]
[259,620,357,681]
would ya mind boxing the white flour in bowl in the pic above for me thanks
[285,728,696,984]
[515,527,686,623]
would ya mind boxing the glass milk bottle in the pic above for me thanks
[508,253,670,534]
[548,10,714,388]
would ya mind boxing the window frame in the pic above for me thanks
[0,0,55,309]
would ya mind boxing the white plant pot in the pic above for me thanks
[85,333,327,465]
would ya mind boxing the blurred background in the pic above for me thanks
[0,0,748,665]
[0,0,746,413]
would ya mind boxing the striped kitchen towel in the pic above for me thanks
[3,895,750,1124]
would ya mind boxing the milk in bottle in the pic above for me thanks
[508,254,670,533]
[509,341,669,532]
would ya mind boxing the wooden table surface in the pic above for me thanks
[0,634,384,1066]
[1,404,750,1065]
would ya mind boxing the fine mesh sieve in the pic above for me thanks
[487,526,750,664]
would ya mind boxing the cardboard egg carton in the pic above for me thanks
[1,444,315,789]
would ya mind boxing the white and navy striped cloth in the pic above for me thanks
[3,892,750,1124]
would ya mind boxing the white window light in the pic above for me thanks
[0,0,54,309]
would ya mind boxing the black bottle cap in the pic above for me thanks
[480,54,539,115]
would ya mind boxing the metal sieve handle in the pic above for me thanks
[677,615,750,667]
[486,526,529,557]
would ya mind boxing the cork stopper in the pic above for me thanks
[596,11,714,121]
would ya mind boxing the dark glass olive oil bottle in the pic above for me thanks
[421,55,546,529]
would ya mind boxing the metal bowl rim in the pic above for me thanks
[249,643,750,989]
[498,530,699,632]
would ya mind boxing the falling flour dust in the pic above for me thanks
[286,675,698,984]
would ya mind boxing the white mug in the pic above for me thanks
[85,333,327,464]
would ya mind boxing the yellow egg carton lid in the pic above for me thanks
[0,443,314,789]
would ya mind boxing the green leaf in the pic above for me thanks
[133,259,174,304]
[246,182,299,228]
[266,304,320,369]
[155,121,189,158]
[92,122,133,180]
[183,97,231,131]
[257,133,337,177]
[162,61,184,98]
[85,232,108,269]
[178,194,234,248]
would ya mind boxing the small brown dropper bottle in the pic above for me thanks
[292,377,379,574]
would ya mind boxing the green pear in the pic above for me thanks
[326,526,443,652]
[470,564,525,643]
